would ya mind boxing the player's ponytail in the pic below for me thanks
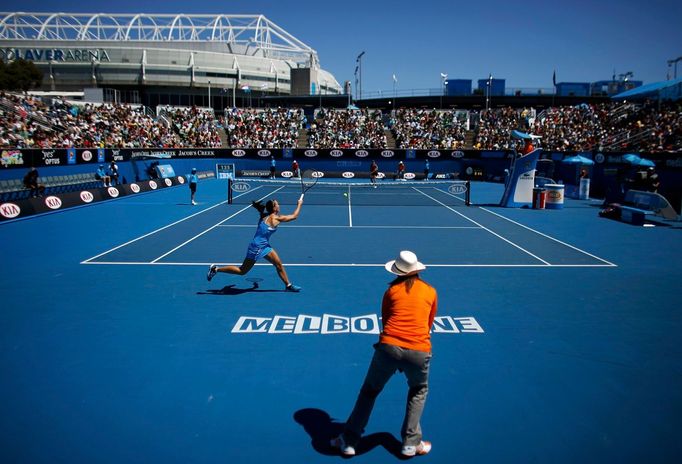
[252,200,267,220]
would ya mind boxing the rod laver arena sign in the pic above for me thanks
[0,48,111,62]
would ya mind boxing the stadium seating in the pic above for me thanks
[0,173,102,202]
[1,92,680,152]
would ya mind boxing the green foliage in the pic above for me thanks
[0,58,43,92]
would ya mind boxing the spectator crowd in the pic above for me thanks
[1,92,680,152]
[390,108,466,149]
[474,102,681,153]
[221,107,303,148]
[307,108,387,149]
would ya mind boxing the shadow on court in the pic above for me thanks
[294,408,404,459]
[197,284,283,295]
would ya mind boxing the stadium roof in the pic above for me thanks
[612,78,682,100]
[0,12,318,64]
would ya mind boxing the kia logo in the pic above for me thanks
[342,171,355,178]
[231,181,251,192]
[82,150,93,161]
[258,150,271,157]
[427,151,441,158]
[381,150,395,158]
[232,150,246,157]
[312,171,325,178]
[404,172,416,180]
[0,202,21,218]
[304,150,318,157]
[448,184,468,195]
[355,150,369,158]
[281,171,293,178]
[80,191,94,203]
[107,187,120,198]
[130,183,140,193]
[451,151,465,158]
[330,150,343,157]
[164,178,172,187]
[377,172,386,179]
[44,196,62,210]
[177,176,185,184]
[149,181,158,189]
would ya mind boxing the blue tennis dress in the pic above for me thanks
[245,219,276,261]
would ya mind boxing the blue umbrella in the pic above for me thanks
[562,155,594,165]
[511,130,532,140]
[622,153,655,167]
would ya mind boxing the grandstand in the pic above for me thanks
[0,12,342,108]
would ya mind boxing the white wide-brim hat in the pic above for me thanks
[385,250,426,276]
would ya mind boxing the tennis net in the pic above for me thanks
[228,178,471,207]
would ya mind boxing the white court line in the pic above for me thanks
[81,185,267,264]
[81,199,231,263]
[81,261,617,268]
[415,188,552,265]
[216,224,481,229]
[477,206,617,267]
[347,185,353,227]
[437,187,616,267]
[150,185,286,263]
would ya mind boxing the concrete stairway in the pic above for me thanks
[296,128,309,148]
[464,130,476,149]
[217,126,229,148]
[384,129,397,149]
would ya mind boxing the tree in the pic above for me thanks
[0,59,43,92]
[0,60,8,90]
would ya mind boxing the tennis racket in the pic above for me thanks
[300,169,319,199]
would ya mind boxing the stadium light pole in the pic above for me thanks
[357,51,365,100]
[668,57,682,79]
[392,74,397,112]
[208,80,211,109]
[440,73,447,109]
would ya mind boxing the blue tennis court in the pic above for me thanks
[1,178,681,463]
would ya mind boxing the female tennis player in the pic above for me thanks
[207,196,303,292]
[370,160,379,188]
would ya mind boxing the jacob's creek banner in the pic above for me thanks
[0,175,186,222]
[1,148,494,169]
[3,147,682,170]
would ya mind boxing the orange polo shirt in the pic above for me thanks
[379,279,438,353]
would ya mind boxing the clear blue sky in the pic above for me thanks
[2,0,681,92]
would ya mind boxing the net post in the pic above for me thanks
[465,180,471,206]
[228,177,233,204]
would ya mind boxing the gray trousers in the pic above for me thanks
[343,343,432,447]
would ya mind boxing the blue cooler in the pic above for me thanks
[545,184,565,209]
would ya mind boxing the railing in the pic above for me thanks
[607,103,637,122]
[143,106,156,119]
[359,87,556,100]
[603,128,653,151]
[0,97,62,133]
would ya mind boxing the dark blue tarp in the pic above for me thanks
[612,78,682,100]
